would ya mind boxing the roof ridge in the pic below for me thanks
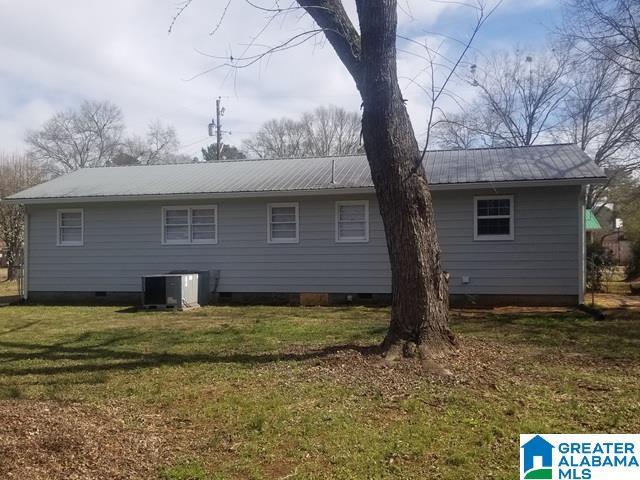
[215,152,366,163]
[83,143,579,170]
[423,142,577,153]
[86,153,367,170]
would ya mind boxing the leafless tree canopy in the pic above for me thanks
[0,153,45,280]
[432,0,640,207]
[434,49,570,148]
[27,102,187,170]
[26,100,124,174]
[559,0,640,206]
[563,0,640,76]
[117,120,180,165]
[431,113,480,150]
[560,54,640,204]
[243,105,362,158]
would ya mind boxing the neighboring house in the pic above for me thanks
[5,143,605,306]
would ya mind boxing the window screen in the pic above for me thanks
[191,207,216,242]
[58,210,83,245]
[268,204,298,243]
[163,206,217,244]
[336,201,368,242]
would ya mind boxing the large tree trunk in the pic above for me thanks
[356,0,455,362]
[298,0,456,364]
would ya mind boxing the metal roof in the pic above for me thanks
[7,143,605,202]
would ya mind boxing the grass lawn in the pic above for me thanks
[0,304,639,479]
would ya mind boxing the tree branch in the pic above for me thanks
[295,0,363,88]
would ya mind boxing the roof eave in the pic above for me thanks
[428,176,607,191]
[3,186,377,205]
[4,176,607,205]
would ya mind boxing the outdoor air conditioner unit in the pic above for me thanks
[141,273,200,310]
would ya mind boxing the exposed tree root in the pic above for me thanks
[380,337,456,377]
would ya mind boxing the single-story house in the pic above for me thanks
[4,143,606,306]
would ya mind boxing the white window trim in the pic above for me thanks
[161,205,218,245]
[335,200,369,243]
[57,208,84,246]
[473,195,514,241]
[267,202,299,244]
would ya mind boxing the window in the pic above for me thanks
[335,200,369,242]
[474,195,514,241]
[267,203,299,243]
[162,206,217,244]
[57,209,83,246]
[190,207,217,243]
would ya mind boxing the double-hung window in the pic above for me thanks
[57,209,84,246]
[267,203,299,243]
[162,206,217,244]
[474,195,514,240]
[335,200,369,242]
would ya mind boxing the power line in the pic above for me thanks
[216,93,361,100]
[178,136,211,151]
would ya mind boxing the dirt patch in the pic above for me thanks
[593,293,640,310]
[0,401,185,480]
[266,331,632,404]
[255,336,522,404]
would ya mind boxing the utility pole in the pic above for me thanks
[207,96,226,161]
[216,97,222,161]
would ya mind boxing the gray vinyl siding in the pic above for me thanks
[436,186,581,295]
[26,186,581,296]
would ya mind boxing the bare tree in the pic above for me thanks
[562,0,640,77]
[444,48,570,147]
[0,153,44,280]
[172,0,486,366]
[301,105,362,156]
[431,113,481,149]
[144,120,180,164]
[558,1,640,208]
[26,100,124,174]
[302,1,459,365]
[118,120,180,165]
[557,54,640,208]
[243,117,307,158]
[243,106,362,158]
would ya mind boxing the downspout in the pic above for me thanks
[578,186,586,304]
[23,209,29,301]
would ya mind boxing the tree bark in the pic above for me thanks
[299,0,456,363]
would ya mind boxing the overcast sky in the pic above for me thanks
[0,0,560,159]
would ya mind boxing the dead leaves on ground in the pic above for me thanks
[0,401,186,480]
